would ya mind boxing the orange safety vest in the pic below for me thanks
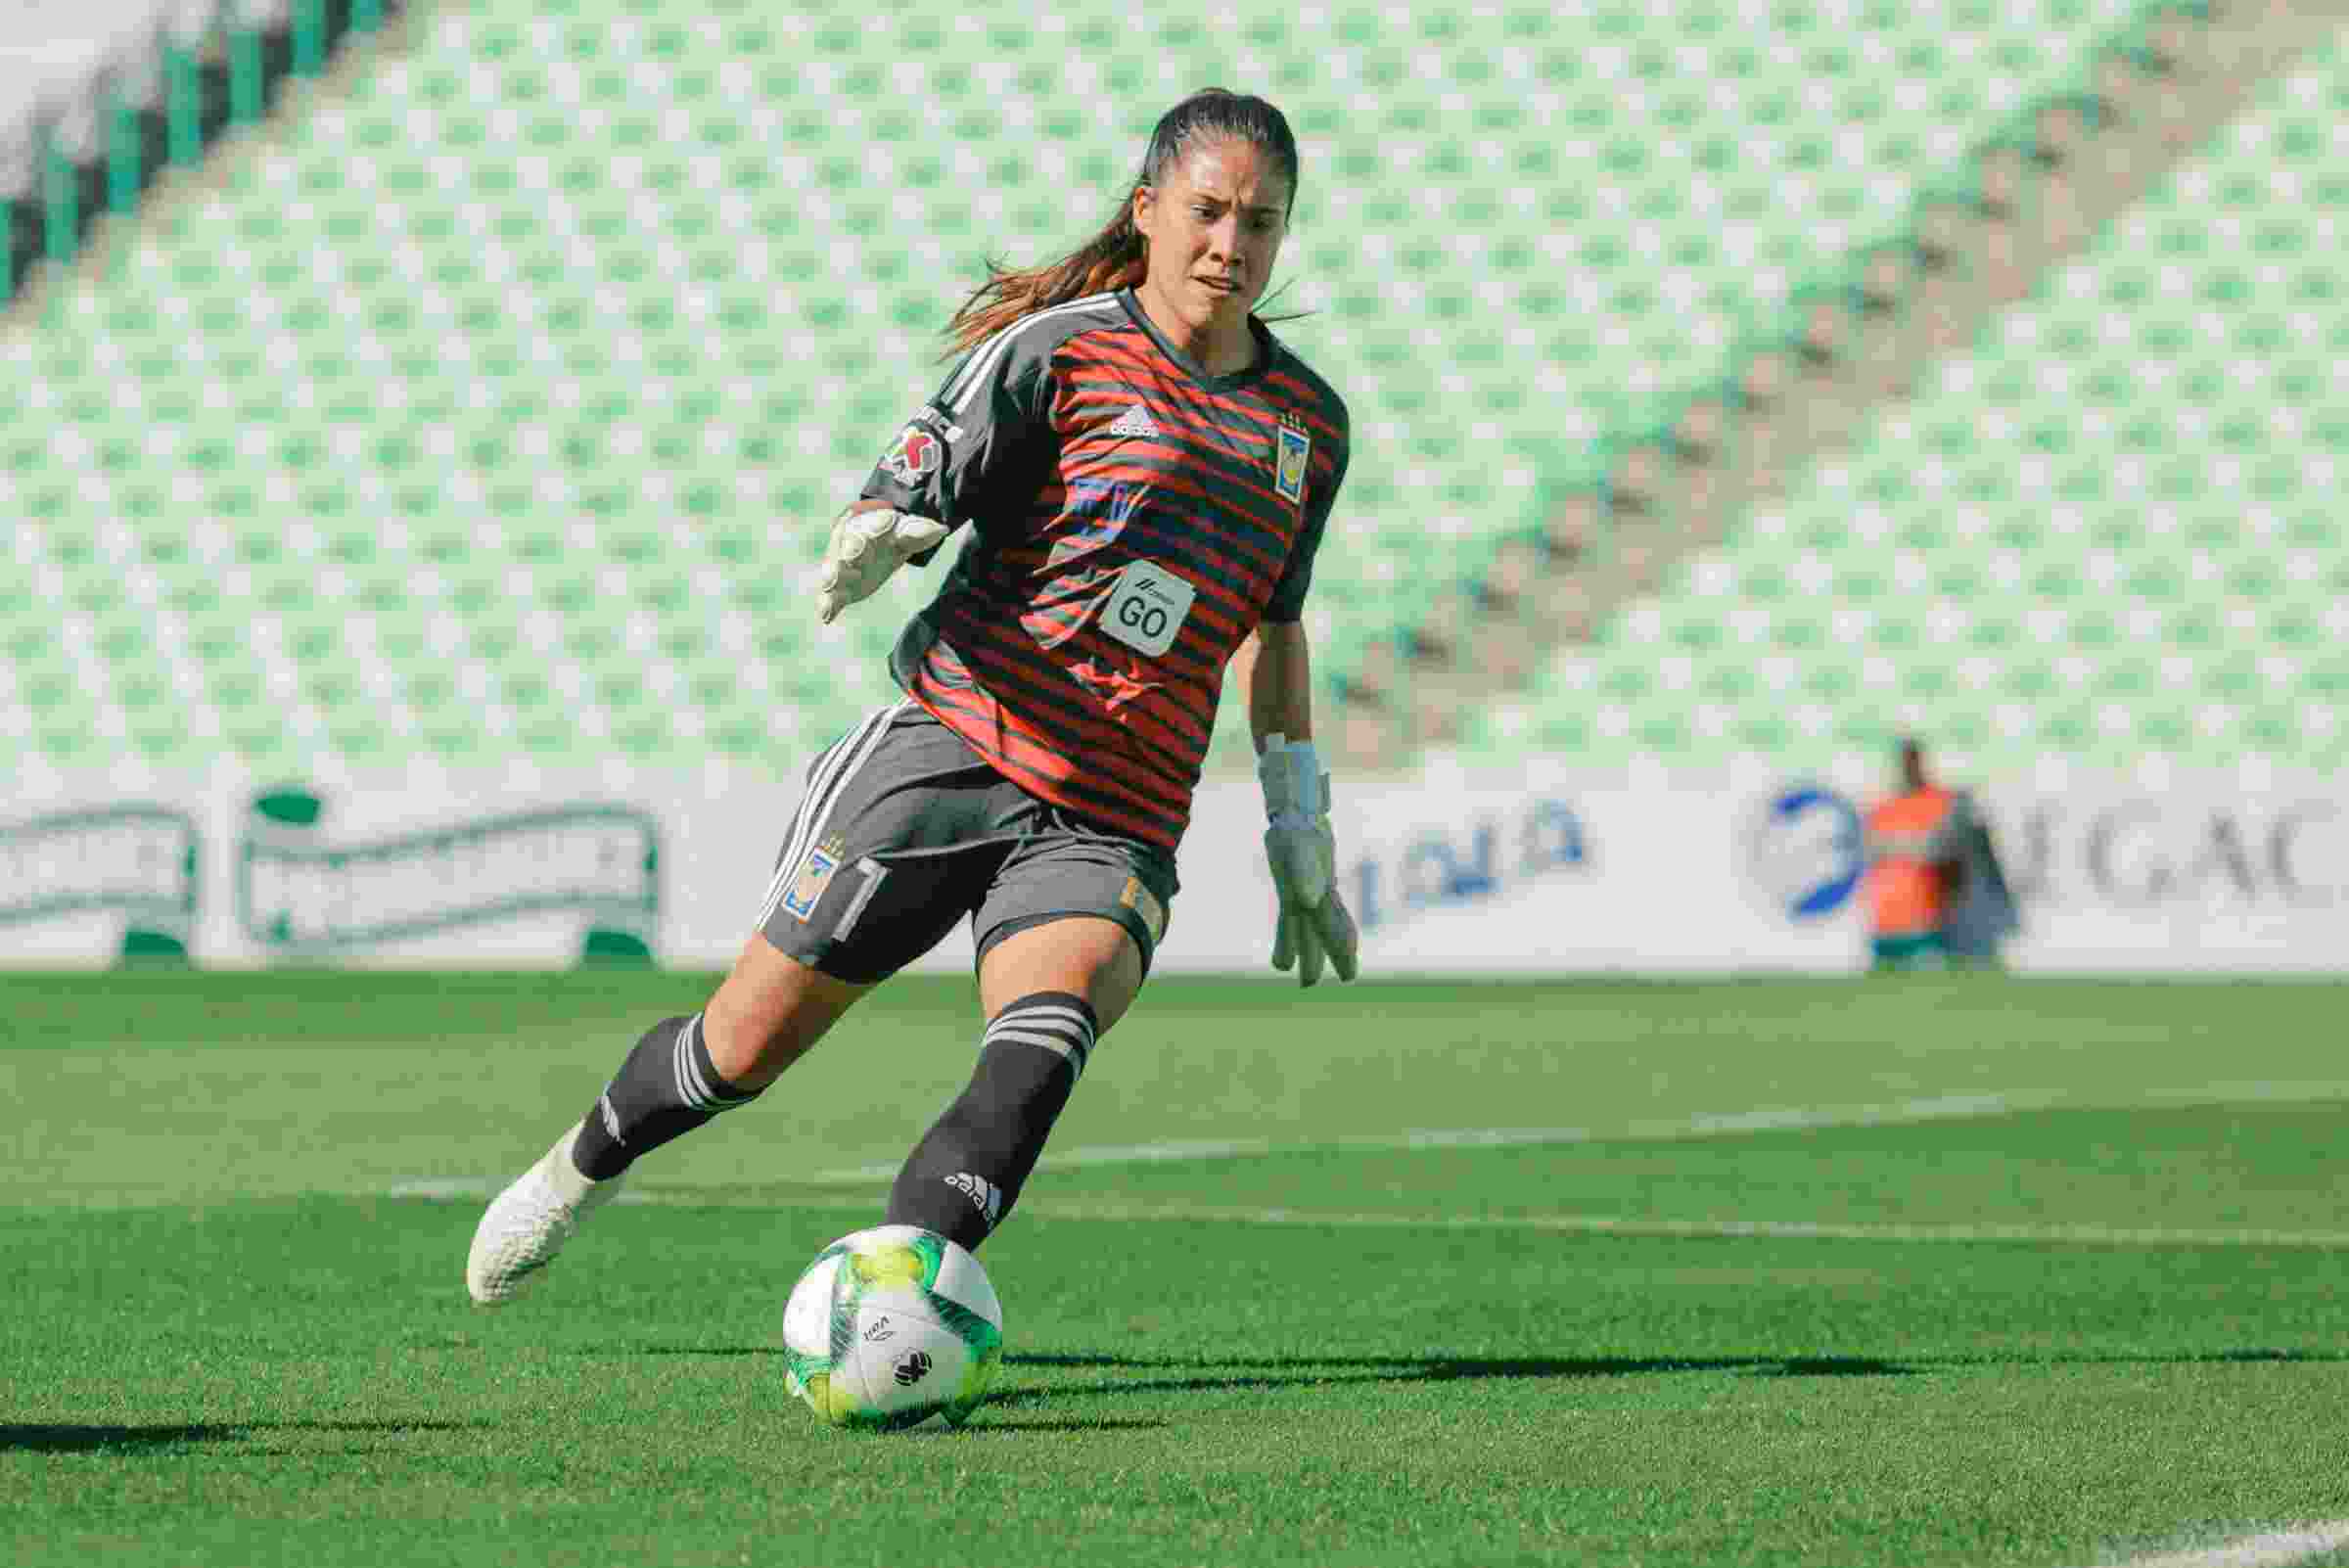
[1864,786,1958,938]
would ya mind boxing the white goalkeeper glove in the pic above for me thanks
[814,506,951,625]
[1258,734,1360,988]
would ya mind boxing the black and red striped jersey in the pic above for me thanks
[856,288,1350,852]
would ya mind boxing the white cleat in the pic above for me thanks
[466,1122,625,1307]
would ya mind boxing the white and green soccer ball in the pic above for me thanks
[782,1224,1003,1430]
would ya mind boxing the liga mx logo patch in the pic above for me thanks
[1273,414,1311,506]
[879,425,941,484]
[782,836,846,923]
[1119,875,1168,945]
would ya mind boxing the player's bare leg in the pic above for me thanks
[882,917,1144,1249]
[974,916,1146,1034]
[466,936,866,1305]
[701,933,870,1088]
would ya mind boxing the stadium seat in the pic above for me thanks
[0,0,2261,780]
[1480,32,2349,780]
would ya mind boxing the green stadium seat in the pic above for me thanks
[1480,33,2349,777]
[0,0,2313,780]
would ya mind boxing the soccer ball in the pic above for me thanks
[781,1224,1003,1430]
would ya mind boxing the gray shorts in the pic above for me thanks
[753,703,1179,985]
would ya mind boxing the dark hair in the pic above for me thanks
[943,88,1301,355]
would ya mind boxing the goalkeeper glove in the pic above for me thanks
[814,506,950,624]
[1257,733,1360,988]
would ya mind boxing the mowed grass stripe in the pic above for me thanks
[377,1096,2349,1251]
[11,974,2347,1209]
[12,975,2349,1564]
[8,1195,2349,1568]
[510,1098,2349,1249]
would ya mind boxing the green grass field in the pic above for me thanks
[6,972,2348,1567]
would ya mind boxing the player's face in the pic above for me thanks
[1131,139,1291,343]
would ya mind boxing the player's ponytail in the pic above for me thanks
[940,206,1148,357]
[943,88,1300,356]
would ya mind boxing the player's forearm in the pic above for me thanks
[1242,621,1314,752]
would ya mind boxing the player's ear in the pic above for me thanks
[1128,183,1155,242]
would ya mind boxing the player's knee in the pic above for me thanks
[978,917,1144,1037]
[703,935,868,1088]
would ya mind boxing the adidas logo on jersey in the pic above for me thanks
[1106,404,1160,439]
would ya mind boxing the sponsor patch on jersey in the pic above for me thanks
[1120,875,1168,945]
[781,837,845,923]
[1099,559,1196,660]
[879,425,942,484]
[1273,415,1312,506]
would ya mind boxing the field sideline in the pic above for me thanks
[5,972,2348,1567]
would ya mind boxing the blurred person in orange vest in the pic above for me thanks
[1863,738,1992,971]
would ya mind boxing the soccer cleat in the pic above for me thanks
[465,1122,625,1307]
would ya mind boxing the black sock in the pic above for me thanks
[570,1013,760,1180]
[884,992,1097,1252]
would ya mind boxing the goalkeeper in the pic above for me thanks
[468,88,1357,1304]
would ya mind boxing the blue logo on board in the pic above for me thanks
[1346,798,1589,932]
[1741,785,1864,921]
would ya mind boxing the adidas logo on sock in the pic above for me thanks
[1106,404,1159,439]
[944,1172,1004,1229]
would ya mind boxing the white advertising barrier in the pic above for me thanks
[1174,774,1849,974]
[2,762,2343,972]
[1194,768,2349,975]
[2,763,771,970]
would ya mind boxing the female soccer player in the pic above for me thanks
[467,88,1358,1303]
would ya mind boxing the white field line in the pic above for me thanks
[378,1090,2034,1201]
[802,1089,2040,1182]
[994,1203,2349,1251]
[797,1080,2349,1184]
[382,1177,876,1209]
[385,1092,2044,1199]
[2086,1521,2349,1568]
[386,1079,2349,1227]
[378,1189,2349,1251]
[387,1176,658,1206]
